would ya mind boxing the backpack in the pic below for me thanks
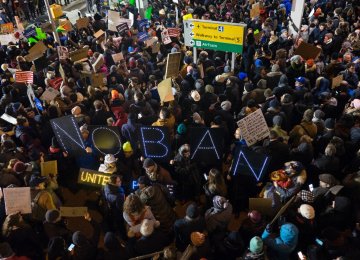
[31,191,48,221]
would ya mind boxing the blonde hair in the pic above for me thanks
[208,169,227,196]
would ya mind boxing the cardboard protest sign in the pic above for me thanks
[41,160,58,176]
[116,23,128,34]
[161,29,172,44]
[76,17,89,29]
[231,147,270,182]
[93,29,105,39]
[78,168,111,187]
[15,16,25,32]
[237,109,270,146]
[112,52,124,63]
[164,52,181,79]
[138,126,171,161]
[294,41,321,60]
[69,46,89,62]
[249,198,273,216]
[60,207,88,217]
[91,73,105,87]
[0,23,14,34]
[0,34,17,45]
[25,41,48,62]
[250,3,260,18]
[157,78,174,103]
[93,54,104,72]
[1,113,17,125]
[40,87,60,102]
[3,187,31,215]
[87,126,122,155]
[50,115,86,155]
[332,74,343,89]
[190,127,223,166]
[57,46,69,60]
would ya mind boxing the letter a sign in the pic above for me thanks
[190,127,223,166]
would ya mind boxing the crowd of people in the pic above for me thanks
[0,0,359,259]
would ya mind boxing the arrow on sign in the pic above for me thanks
[190,40,195,46]
[189,23,194,29]
[190,32,194,37]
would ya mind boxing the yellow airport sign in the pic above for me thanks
[184,19,246,53]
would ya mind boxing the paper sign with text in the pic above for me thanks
[164,52,181,79]
[1,113,17,125]
[157,78,174,103]
[69,47,89,62]
[237,109,270,146]
[112,52,124,63]
[41,87,60,102]
[4,187,31,215]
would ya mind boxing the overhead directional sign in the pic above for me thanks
[183,19,246,53]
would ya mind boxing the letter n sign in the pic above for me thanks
[50,115,86,155]
[190,127,223,165]
[231,147,270,182]
[139,126,171,161]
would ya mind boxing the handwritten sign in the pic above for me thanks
[0,23,14,34]
[25,41,48,62]
[164,52,181,79]
[161,29,172,44]
[3,187,31,215]
[69,47,89,62]
[116,23,128,34]
[250,3,260,18]
[60,206,88,217]
[112,52,124,63]
[41,160,58,176]
[78,168,111,187]
[237,108,270,146]
[41,87,60,102]
[57,46,69,60]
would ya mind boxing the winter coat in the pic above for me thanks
[261,223,299,260]
[139,184,176,233]
[174,216,207,252]
[205,203,233,234]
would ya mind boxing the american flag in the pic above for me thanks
[167,28,181,38]
[15,71,33,84]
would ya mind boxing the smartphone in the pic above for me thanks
[297,251,304,259]
[132,180,139,190]
[309,184,314,192]
[68,243,75,251]
[203,173,208,180]
[315,238,323,246]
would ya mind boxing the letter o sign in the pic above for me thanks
[91,127,122,155]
